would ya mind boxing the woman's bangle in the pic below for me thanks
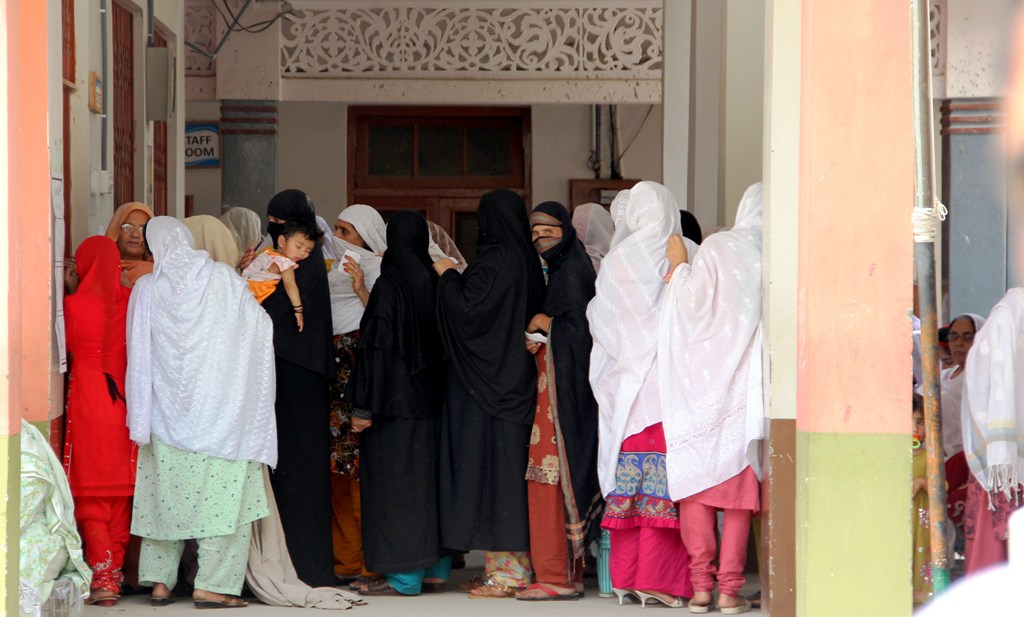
[293,304,303,313]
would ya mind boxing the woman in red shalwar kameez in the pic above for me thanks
[63,236,137,606]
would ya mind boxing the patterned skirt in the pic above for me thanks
[602,422,678,530]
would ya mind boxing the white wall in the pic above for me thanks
[183,103,665,220]
[277,103,348,221]
[532,104,663,206]
[721,0,766,226]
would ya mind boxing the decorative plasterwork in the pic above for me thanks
[186,0,216,76]
[930,0,945,76]
[280,1,663,79]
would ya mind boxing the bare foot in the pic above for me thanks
[690,590,714,607]
[719,593,748,610]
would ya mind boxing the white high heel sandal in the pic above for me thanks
[613,588,640,605]
[635,591,686,609]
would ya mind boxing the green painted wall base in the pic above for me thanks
[0,432,20,616]
[796,431,911,617]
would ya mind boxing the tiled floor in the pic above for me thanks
[84,552,766,616]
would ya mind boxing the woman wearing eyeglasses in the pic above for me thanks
[105,202,155,286]
[935,314,986,558]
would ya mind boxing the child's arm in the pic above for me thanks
[280,267,304,332]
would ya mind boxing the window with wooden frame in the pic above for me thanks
[348,106,530,261]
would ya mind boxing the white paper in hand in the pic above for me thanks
[525,331,548,344]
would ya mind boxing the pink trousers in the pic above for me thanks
[677,502,751,597]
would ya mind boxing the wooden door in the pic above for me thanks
[152,29,168,215]
[112,2,134,208]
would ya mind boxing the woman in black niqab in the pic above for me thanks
[519,201,602,599]
[262,188,336,587]
[344,211,449,594]
[434,189,544,596]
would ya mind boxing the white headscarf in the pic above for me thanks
[572,203,614,273]
[962,299,1020,498]
[936,313,987,461]
[588,181,684,496]
[327,205,386,335]
[315,216,337,260]
[337,205,387,255]
[220,207,263,255]
[126,217,278,467]
[658,182,765,501]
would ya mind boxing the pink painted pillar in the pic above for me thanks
[794,2,914,616]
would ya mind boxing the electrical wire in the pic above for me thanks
[216,0,292,36]
[618,105,655,161]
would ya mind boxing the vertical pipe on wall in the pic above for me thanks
[911,0,949,595]
[100,0,108,169]
[609,105,621,179]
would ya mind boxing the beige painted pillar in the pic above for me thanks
[662,0,692,211]
[761,0,800,613]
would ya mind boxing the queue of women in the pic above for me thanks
[60,180,769,612]
[910,285,1024,603]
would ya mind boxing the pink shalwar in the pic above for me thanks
[677,466,760,597]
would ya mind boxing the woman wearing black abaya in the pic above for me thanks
[261,189,336,587]
[517,201,602,601]
[433,189,545,598]
[344,211,449,597]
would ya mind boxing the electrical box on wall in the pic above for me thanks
[88,71,104,114]
[146,47,177,122]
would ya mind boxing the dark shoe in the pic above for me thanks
[149,595,174,607]
[421,581,446,594]
[359,579,407,597]
[194,600,248,609]
[349,575,382,592]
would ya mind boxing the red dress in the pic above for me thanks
[63,236,137,593]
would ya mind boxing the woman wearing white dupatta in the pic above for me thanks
[659,182,765,614]
[126,217,276,608]
[962,292,1023,574]
[326,204,388,587]
[589,182,695,607]
[571,203,614,273]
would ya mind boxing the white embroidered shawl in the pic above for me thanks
[658,182,766,500]
[126,217,278,466]
[962,291,1024,498]
[588,181,685,497]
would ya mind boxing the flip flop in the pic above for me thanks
[359,580,405,597]
[515,583,580,601]
[720,599,751,615]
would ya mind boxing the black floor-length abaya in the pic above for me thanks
[262,189,336,587]
[344,211,445,573]
[436,189,545,552]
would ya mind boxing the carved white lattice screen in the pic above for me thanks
[280,1,663,79]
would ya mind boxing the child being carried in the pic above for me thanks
[242,218,323,332]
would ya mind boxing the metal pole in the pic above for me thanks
[911,0,949,594]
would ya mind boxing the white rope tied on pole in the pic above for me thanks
[913,200,948,243]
